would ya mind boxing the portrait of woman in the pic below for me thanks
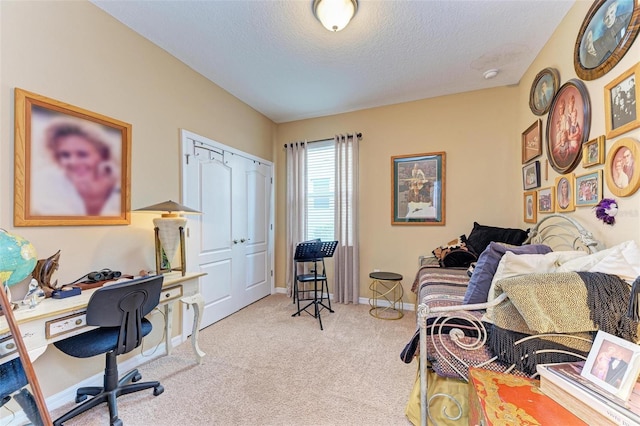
[29,105,123,217]
[555,175,575,212]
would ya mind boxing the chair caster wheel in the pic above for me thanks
[111,418,123,426]
[153,385,164,396]
[132,372,142,382]
[75,394,88,403]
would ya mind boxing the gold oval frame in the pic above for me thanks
[529,68,560,116]
[604,137,640,197]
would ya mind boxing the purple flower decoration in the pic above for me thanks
[594,198,618,225]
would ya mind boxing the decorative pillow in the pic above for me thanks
[589,240,640,284]
[462,242,552,305]
[556,241,632,273]
[432,235,477,268]
[465,222,529,256]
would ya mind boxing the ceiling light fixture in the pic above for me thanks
[313,0,358,32]
[483,69,499,80]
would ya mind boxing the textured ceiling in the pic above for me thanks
[91,0,575,123]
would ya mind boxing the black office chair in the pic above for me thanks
[53,275,165,426]
[291,240,338,330]
[0,357,44,425]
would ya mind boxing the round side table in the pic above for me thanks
[368,271,404,320]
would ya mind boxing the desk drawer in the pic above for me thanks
[46,313,87,339]
[161,285,183,303]
[0,335,17,358]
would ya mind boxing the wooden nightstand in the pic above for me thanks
[468,367,587,426]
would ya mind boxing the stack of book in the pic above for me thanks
[537,361,640,426]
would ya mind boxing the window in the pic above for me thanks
[306,140,334,241]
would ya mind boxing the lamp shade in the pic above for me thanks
[134,200,201,216]
[0,229,37,287]
[313,0,357,32]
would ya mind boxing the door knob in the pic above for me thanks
[240,238,251,243]
[233,239,239,244]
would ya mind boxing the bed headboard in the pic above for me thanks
[524,213,604,253]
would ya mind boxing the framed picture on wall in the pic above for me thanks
[604,61,640,139]
[537,187,555,214]
[529,68,560,116]
[583,135,606,167]
[391,152,446,226]
[556,174,576,213]
[604,137,640,197]
[522,161,540,190]
[574,0,640,81]
[14,88,131,226]
[523,191,537,223]
[522,119,543,163]
[575,170,603,207]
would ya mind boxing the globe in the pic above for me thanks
[0,229,37,287]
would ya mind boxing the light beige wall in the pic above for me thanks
[514,1,640,246]
[275,86,520,303]
[1,1,274,400]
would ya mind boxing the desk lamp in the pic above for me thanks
[134,200,201,276]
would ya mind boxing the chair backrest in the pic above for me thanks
[85,275,164,355]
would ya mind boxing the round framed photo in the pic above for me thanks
[574,0,640,81]
[546,79,591,174]
[604,137,640,197]
[529,68,560,116]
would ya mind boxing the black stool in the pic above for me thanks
[369,271,404,319]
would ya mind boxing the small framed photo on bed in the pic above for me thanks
[522,161,540,190]
[581,330,640,401]
[523,191,537,223]
[555,175,575,213]
[537,187,555,214]
[575,170,602,207]
[582,135,605,168]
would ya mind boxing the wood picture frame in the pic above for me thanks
[14,88,131,226]
[574,0,640,81]
[537,187,555,214]
[391,152,445,225]
[522,119,543,163]
[604,61,640,139]
[581,330,640,401]
[522,160,540,190]
[575,169,603,207]
[546,79,591,174]
[604,137,640,197]
[529,68,560,116]
[555,174,575,213]
[582,135,606,167]
[523,190,537,223]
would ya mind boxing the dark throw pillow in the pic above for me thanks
[466,222,529,256]
[432,235,477,268]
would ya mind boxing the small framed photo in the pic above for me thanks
[575,170,603,207]
[523,191,537,223]
[537,187,555,214]
[555,174,575,212]
[604,62,640,139]
[522,119,543,164]
[529,68,560,116]
[604,137,640,197]
[581,330,640,401]
[522,161,540,190]
[582,135,606,167]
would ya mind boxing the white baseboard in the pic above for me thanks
[273,286,415,312]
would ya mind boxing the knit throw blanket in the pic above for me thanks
[489,272,639,374]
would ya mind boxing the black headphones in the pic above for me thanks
[85,269,122,283]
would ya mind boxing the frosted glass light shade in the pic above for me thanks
[313,0,357,32]
[153,217,187,265]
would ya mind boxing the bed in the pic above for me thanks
[403,214,640,426]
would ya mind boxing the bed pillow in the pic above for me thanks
[431,235,477,268]
[589,240,640,283]
[556,240,633,273]
[465,222,529,256]
[462,242,552,305]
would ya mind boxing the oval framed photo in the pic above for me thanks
[604,137,640,197]
[574,0,640,81]
[546,79,591,174]
[529,68,560,116]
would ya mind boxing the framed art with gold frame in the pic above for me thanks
[575,169,603,207]
[391,152,445,225]
[604,137,640,197]
[522,119,543,164]
[582,135,606,167]
[14,88,131,226]
[524,190,537,223]
[529,68,560,116]
[574,0,640,81]
[555,174,575,213]
[537,187,555,214]
[604,61,640,139]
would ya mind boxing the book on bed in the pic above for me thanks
[537,362,640,426]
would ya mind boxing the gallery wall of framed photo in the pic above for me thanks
[519,0,640,234]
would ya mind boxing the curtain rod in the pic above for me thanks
[284,132,362,149]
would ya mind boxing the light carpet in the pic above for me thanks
[50,294,417,425]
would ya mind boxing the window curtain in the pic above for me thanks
[334,133,360,304]
[285,142,307,297]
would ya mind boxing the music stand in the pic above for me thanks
[291,240,338,330]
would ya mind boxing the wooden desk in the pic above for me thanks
[0,272,206,364]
